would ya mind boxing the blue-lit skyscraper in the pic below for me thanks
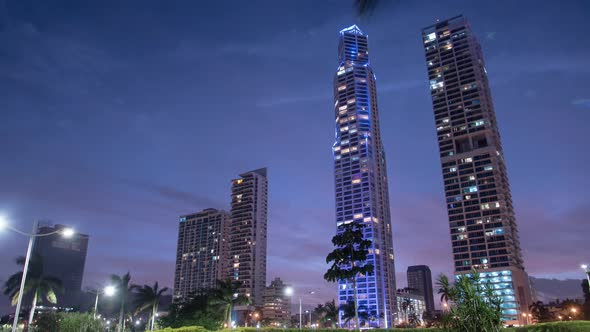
[422,16,533,324]
[332,25,396,328]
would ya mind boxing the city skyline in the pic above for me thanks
[1,0,589,315]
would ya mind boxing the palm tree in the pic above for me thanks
[354,0,379,17]
[3,254,63,328]
[132,282,169,331]
[322,300,338,328]
[408,312,421,327]
[110,272,132,332]
[436,274,451,306]
[340,300,356,328]
[209,279,250,328]
[400,298,415,324]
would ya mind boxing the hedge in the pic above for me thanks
[156,321,590,332]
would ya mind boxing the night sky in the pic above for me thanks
[1,0,589,311]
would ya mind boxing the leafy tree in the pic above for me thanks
[3,254,63,327]
[110,272,132,332]
[209,279,250,328]
[324,222,373,330]
[132,281,169,331]
[437,269,503,332]
[529,301,552,323]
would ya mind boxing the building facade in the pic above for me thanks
[406,265,435,313]
[332,25,396,328]
[422,15,533,323]
[262,278,291,326]
[173,208,230,300]
[228,168,268,307]
[33,224,89,308]
[395,290,426,325]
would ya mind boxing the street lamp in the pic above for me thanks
[284,287,315,329]
[581,265,590,285]
[93,285,117,319]
[0,218,75,332]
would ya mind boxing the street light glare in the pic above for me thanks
[284,286,294,296]
[0,216,7,230]
[61,228,75,238]
[104,285,116,296]
[582,264,588,270]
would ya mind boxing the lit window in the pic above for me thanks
[354,213,363,219]
[474,120,485,127]
[340,126,348,132]
[464,186,478,193]
[425,32,436,42]
[363,217,372,222]
[359,114,369,120]
[341,148,350,154]
[449,167,457,172]
[465,157,473,162]
[338,85,346,91]
[442,118,450,123]
[339,105,348,111]
[469,176,475,180]
[352,179,361,184]
[347,98,356,104]
[484,165,493,171]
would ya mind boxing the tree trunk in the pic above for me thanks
[118,298,125,332]
[226,304,232,328]
[352,277,360,330]
[27,288,38,328]
[151,302,157,331]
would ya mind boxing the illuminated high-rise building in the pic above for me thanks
[228,168,268,307]
[332,25,396,328]
[173,208,230,300]
[422,15,533,324]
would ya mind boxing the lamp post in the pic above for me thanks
[284,287,315,329]
[581,265,590,285]
[304,310,312,328]
[0,218,75,332]
[93,285,117,319]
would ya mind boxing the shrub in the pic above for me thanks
[508,321,590,332]
[154,326,209,332]
[58,312,104,332]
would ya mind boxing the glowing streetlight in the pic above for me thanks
[2,219,77,332]
[94,285,117,319]
[284,287,315,329]
[581,265,590,286]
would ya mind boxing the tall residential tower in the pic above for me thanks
[228,168,268,307]
[422,15,533,323]
[173,208,230,300]
[332,25,396,328]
